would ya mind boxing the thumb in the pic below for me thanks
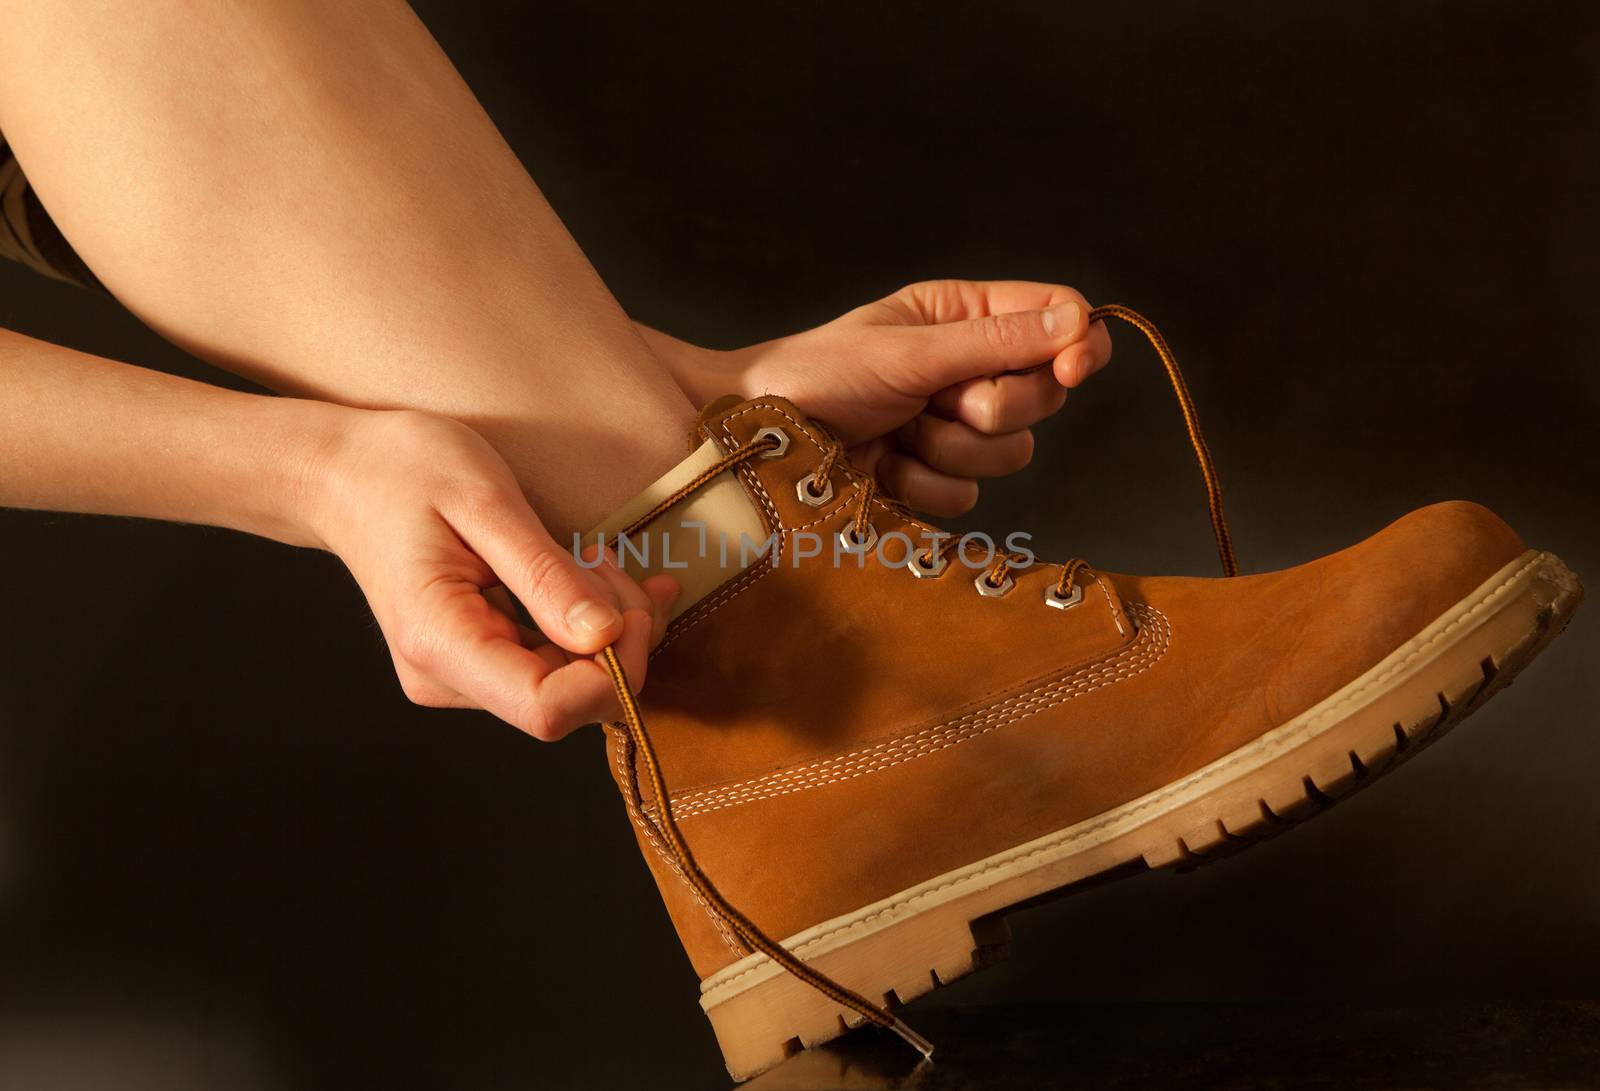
[905,300,1087,392]
[450,491,626,655]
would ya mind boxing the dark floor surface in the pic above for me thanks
[744,1002,1600,1091]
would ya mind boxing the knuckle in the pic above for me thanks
[994,383,1030,431]
[390,411,490,477]
[516,547,572,610]
[881,336,927,384]
[397,670,445,707]
[394,624,439,672]
[910,277,971,301]
[452,474,509,525]
[876,454,909,497]
[1002,430,1035,473]
[969,388,1006,434]
[513,697,563,742]
[942,483,980,518]
[980,312,1026,351]
[386,408,455,448]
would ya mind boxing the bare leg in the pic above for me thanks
[0,0,692,537]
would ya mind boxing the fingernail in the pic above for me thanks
[1042,302,1081,338]
[566,599,621,637]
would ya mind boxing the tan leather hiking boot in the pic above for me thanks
[589,308,1582,1080]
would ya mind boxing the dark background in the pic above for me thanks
[1,1,1596,1088]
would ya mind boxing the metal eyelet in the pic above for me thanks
[838,522,878,554]
[974,572,1015,598]
[909,550,949,580]
[752,426,789,458]
[796,473,834,507]
[1044,585,1083,610]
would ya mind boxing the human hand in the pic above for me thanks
[303,408,679,740]
[644,280,1111,516]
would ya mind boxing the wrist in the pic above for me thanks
[245,396,367,551]
[635,323,757,404]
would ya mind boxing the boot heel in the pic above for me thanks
[702,909,1008,1080]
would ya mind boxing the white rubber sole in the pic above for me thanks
[699,550,1583,1080]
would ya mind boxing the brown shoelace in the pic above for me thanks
[597,305,1236,1062]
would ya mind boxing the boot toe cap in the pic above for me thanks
[1254,500,1527,728]
[1119,500,1530,764]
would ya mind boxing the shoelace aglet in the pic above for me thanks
[889,1016,935,1061]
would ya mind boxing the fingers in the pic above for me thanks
[1054,315,1114,388]
[390,660,473,710]
[338,411,682,742]
[877,279,1114,402]
[898,415,1034,478]
[876,452,979,518]
[414,552,674,736]
[443,485,626,655]
[843,435,893,481]
[928,368,1069,435]
[482,585,526,626]
[389,577,563,736]
[414,507,676,739]
[881,414,1037,515]
[884,279,1084,324]
[582,542,651,614]
[397,576,657,741]
[519,608,657,734]
[902,298,1088,393]
[639,574,681,645]
[584,544,680,647]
